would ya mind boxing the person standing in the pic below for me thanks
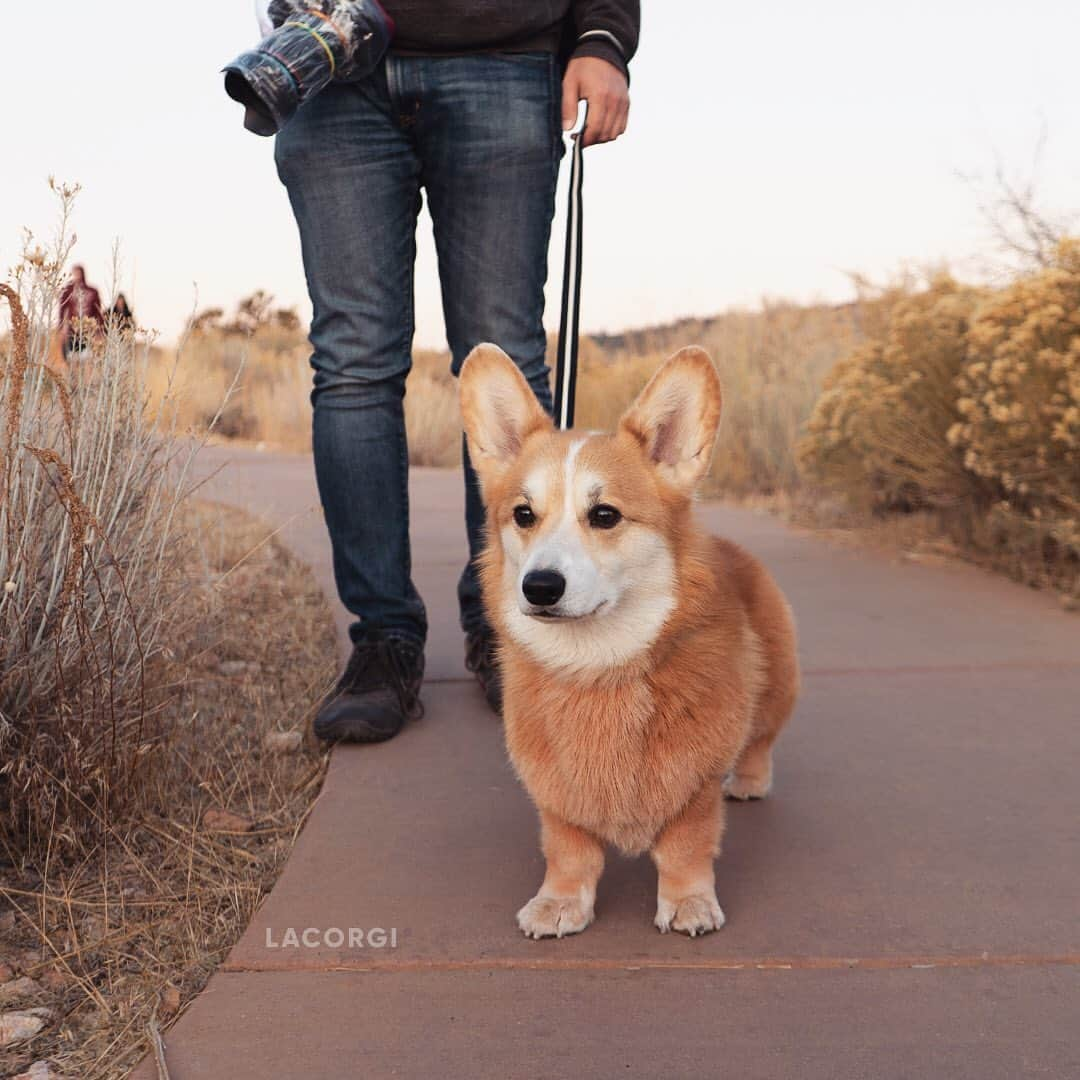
[110,292,136,333]
[58,265,104,359]
[271,1,640,742]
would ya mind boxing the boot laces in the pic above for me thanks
[464,628,498,678]
[340,632,424,720]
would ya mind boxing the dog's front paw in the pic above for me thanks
[655,893,726,937]
[517,894,594,939]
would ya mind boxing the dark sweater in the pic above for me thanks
[383,1,639,77]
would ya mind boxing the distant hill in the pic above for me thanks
[584,300,862,366]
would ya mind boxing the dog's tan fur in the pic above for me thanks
[460,344,799,937]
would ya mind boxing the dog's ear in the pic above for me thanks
[619,347,722,493]
[460,344,553,489]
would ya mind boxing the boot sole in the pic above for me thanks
[312,711,404,744]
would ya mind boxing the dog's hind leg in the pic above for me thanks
[725,668,796,799]
[726,588,799,801]
[724,734,779,800]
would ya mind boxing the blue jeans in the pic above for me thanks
[275,53,561,647]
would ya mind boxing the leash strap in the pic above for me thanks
[554,104,587,431]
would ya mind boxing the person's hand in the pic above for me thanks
[561,56,629,147]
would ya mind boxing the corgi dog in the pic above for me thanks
[459,344,799,938]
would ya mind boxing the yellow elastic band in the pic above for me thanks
[305,6,350,48]
[283,21,336,76]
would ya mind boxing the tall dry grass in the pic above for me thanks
[161,300,861,492]
[146,316,311,450]
[1,185,199,857]
[1,192,339,1077]
[146,315,463,465]
[578,303,861,496]
[1,498,337,1079]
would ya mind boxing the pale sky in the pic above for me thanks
[3,1,1079,347]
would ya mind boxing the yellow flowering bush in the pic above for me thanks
[797,277,985,510]
[799,251,1080,590]
[948,240,1080,553]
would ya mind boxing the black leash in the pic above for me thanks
[553,105,587,431]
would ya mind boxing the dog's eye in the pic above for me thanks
[588,504,622,529]
[513,505,536,528]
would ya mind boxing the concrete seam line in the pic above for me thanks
[801,661,1080,678]
[221,952,1080,975]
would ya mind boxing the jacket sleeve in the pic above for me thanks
[567,1,640,79]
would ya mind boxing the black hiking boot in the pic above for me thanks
[313,631,425,743]
[464,626,502,716]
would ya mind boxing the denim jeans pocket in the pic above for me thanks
[468,52,563,162]
[492,52,562,161]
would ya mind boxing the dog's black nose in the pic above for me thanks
[522,569,566,607]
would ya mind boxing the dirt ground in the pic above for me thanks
[0,501,338,1079]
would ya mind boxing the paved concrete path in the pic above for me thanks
[138,446,1080,1079]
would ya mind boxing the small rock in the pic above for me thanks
[0,1008,52,1046]
[38,968,67,991]
[158,984,181,1019]
[902,551,947,566]
[80,914,105,943]
[18,949,45,972]
[0,977,41,1005]
[202,808,254,833]
[218,660,258,678]
[13,1061,59,1080]
[263,730,302,755]
[0,961,14,982]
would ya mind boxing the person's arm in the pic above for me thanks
[562,1,639,147]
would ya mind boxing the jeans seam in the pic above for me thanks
[384,53,398,109]
[396,188,419,639]
[548,53,562,167]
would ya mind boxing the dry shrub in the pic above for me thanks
[151,318,465,465]
[798,259,1079,594]
[1,186,193,855]
[1,500,337,1079]
[405,351,461,467]
[948,239,1080,566]
[146,317,312,451]
[1,192,338,1077]
[798,277,985,510]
